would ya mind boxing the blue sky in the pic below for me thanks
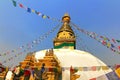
[0,0,120,67]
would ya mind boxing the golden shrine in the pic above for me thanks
[19,49,62,80]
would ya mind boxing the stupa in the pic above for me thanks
[34,13,112,80]
[4,13,115,80]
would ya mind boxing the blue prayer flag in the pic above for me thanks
[106,71,120,80]
[27,8,31,13]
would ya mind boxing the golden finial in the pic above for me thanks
[64,13,70,17]
[62,13,71,23]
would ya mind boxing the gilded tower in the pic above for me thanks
[53,13,76,49]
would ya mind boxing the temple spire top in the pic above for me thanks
[53,13,76,49]
[62,13,71,23]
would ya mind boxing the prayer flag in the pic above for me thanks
[103,37,107,41]
[102,40,107,45]
[42,14,47,19]
[107,42,111,48]
[100,36,103,38]
[47,16,50,19]
[102,66,109,70]
[12,0,16,7]
[79,67,83,71]
[111,44,115,48]
[19,3,23,8]
[27,8,31,13]
[106,71,120,80]
[91,66,96,71]
[112,39,116,43]
[83,67,88,71]
[32,9,35,13]
[96,66,101,71]
[116,40,120,43]
[118,46,120,50]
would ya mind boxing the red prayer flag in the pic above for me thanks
[100,36,103,38]
[118,46,120,50]
[70,66,74,72]
[102,40,107,45]
[91,66,96,71]
[19,3,24,8]
[112,38,116,43]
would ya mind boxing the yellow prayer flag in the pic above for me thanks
[115,67,120,78]
[107,42,111,48]
[79,67,83,71]
[32,9,35,13]
[103,37,107,41]
[43,15,47,19]
[101,66,109,70]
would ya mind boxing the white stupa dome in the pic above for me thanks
[35,49,112,80]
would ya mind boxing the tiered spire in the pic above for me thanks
[53,13,76,49]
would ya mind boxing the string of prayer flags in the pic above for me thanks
[89,71,120,80]
[62,66,110,71]
[71,22,120,54]
[11,0,61,21]
[0,24,61,65]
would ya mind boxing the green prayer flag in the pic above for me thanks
[116,40,120,43]
[12,0,17,7]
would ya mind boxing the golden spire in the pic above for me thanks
[58,13,74,35]
[53,13,76,49]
